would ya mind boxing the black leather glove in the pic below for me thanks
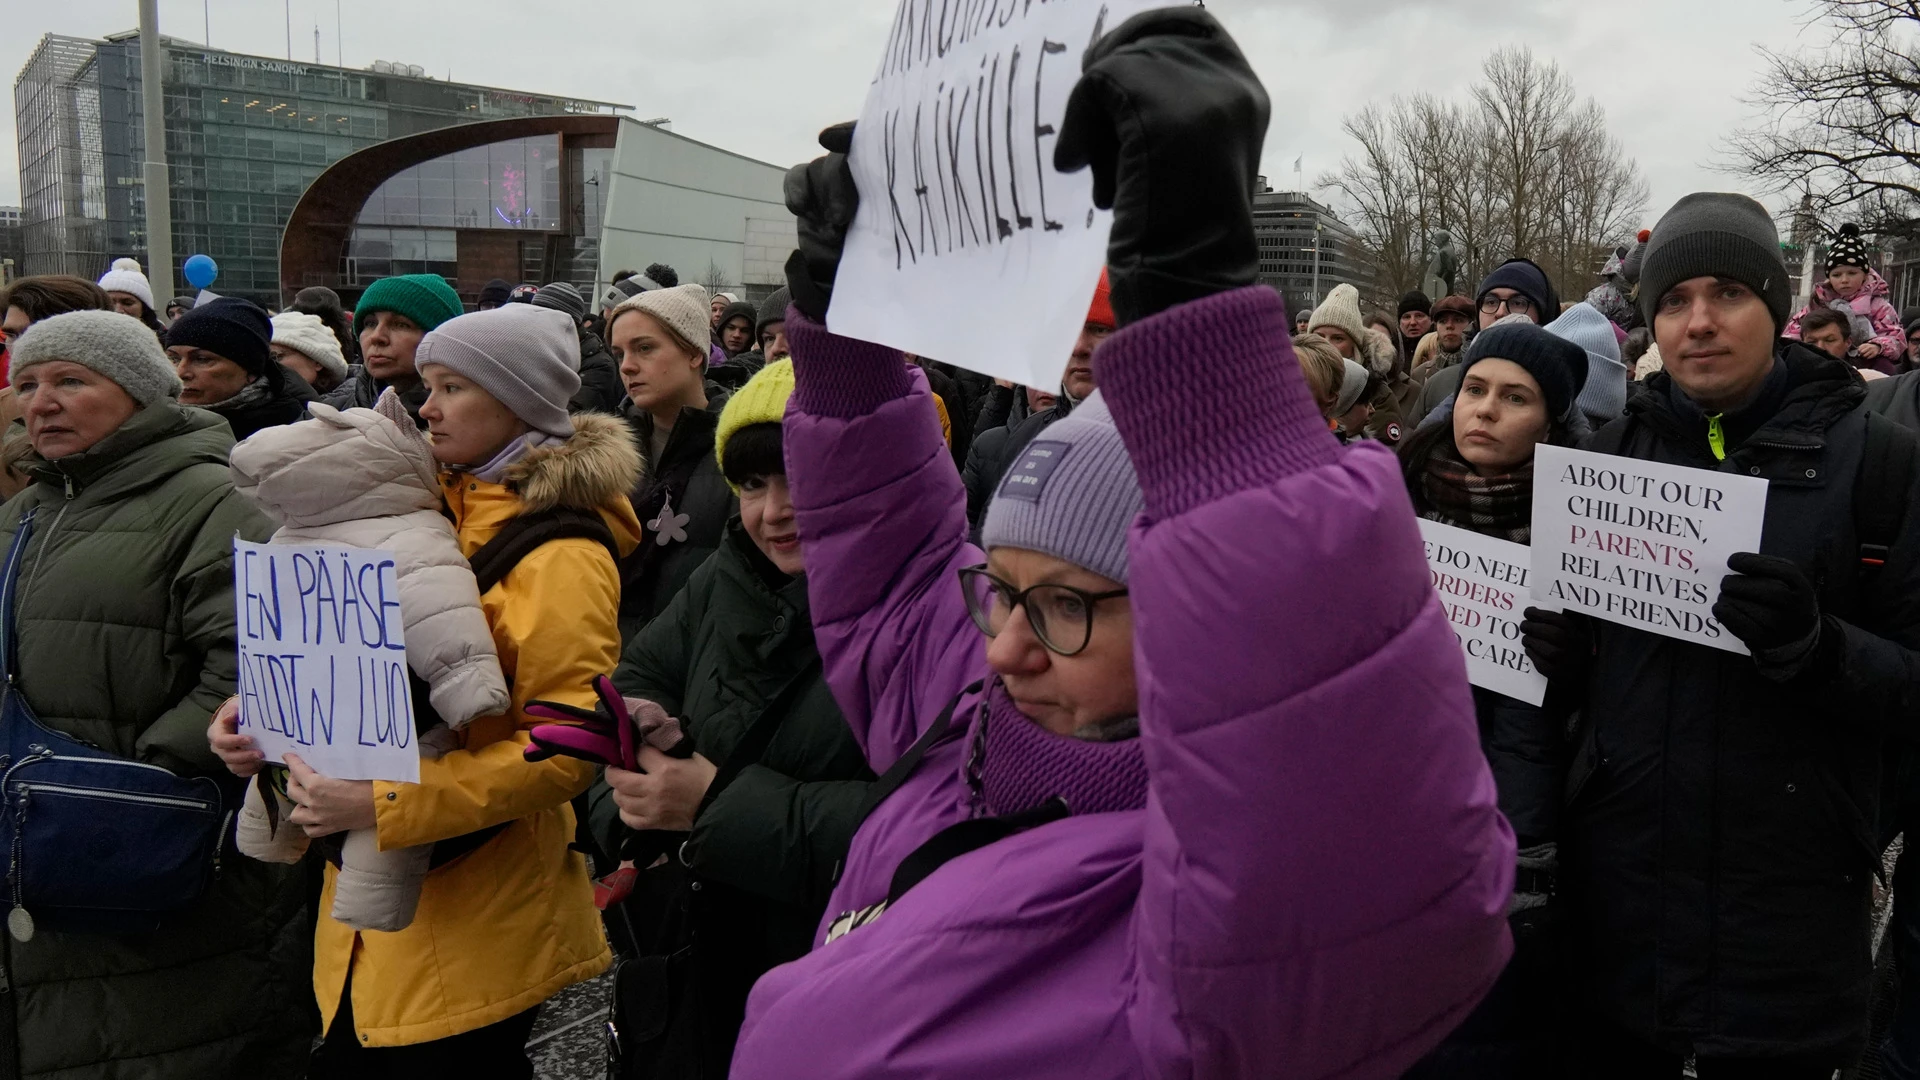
[1521,608,1594,685]
[1053,7,1269,327]
[782,121,858,322]
[1715,552,1826,679]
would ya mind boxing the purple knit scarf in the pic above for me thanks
[968,681,1148,818]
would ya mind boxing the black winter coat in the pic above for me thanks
[962,394,1072,532]
[571,329,625,414]
[1564,343,1920,1060]
[618,390,735,641]
[318,367,428,427]
[588,524,872,1070]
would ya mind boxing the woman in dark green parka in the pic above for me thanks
[589,359,872,1075]
[0,311,311,1080]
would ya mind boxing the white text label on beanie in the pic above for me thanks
[999,440,1072,503]
[829,0,1160,389]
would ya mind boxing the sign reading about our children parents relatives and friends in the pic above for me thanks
[232,539,421,783]
[1530,445,1769,655]
[829,0,1164,388]
[1418,521,1550,707]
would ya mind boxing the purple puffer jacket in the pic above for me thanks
[732,286,1515,1079]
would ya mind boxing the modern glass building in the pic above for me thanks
[14,31,627,304]
[282,114,795,311]
[1251,181,1376,318]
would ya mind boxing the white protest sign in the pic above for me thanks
[233,540,420,783]
[827,0,1166,388]
[1530,444,1768,655]
[1418,521,1551,707]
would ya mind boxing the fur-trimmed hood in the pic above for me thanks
[503,410,645,514]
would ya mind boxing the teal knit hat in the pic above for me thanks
[354,274,465,334]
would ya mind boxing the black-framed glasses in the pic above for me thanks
[1480,294,1535,315]
[957,566,1128,657]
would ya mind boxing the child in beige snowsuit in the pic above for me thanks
[226,388,511,932]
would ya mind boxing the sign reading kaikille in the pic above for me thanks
[827,0,1165,388]
[1530,445,1768,655]
[233,540,420,783]
[1418,521,1550,706]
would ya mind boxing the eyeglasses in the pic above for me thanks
[1480,294,1535,315]
[957,566,1128,657]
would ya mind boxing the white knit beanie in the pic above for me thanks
[97,258,157,312]
[269,311,349,382]
[612,283,711,355]
[1308,284,1367,351]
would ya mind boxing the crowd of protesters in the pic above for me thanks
[4,8,1920,1080]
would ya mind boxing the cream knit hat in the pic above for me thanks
[1307,283,1367,350]
[611,283,712,356]
[270,311,349,381]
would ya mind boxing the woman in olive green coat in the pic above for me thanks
[590,360,872,1074]
[0,311,311,1080]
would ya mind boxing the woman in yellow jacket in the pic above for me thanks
[213,303,642,1075]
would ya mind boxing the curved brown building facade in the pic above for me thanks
[279,115,619,307]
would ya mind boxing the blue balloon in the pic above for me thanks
[183,254,218,289]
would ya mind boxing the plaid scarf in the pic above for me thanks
[1420,442,1534,544]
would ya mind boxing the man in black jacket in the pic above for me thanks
[960,272,1114,532]
[1525,193,1920,1076]
[533,281,624,413]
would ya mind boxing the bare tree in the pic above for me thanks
[1322,47,1650,307]
[1727,0,1920,235]
[701,260,731,294]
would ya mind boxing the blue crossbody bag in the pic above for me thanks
[0,508,229,940]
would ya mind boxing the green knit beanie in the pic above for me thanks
[354,275,465,335]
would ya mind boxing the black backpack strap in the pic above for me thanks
[886,798,1069,905]
[829,681,984,887]
[468,507,619,595]
[1855,410,1916,580]
[430,508,620,870]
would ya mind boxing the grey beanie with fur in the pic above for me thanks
[9,309,183,405]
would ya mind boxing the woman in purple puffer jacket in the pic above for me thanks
[731,11,1515,1078]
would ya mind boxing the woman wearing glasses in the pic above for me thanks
[729,10,1514,1078]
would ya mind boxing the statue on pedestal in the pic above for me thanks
[1422,229,1460,300]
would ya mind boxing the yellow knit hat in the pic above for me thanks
[715,359,796,490]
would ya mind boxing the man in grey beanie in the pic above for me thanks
[414,305,581,437]
[1521,191,1920,1074]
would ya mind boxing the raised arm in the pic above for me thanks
[1049,12,1512,1075]
[1102,285,1513,1079]
[784,312,982,769]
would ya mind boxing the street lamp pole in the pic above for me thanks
[138,0,173,296]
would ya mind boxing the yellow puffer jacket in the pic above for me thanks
[313,412,645,1046]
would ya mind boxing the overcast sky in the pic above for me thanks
[4,0,1821,229]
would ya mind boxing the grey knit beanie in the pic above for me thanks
[1638,193,1792,330]
[9,309,183,405]
[982,391,1141,585]
[532,281,587,321]
[414,305,581,437]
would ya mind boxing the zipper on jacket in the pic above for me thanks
[11,781,213,812]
